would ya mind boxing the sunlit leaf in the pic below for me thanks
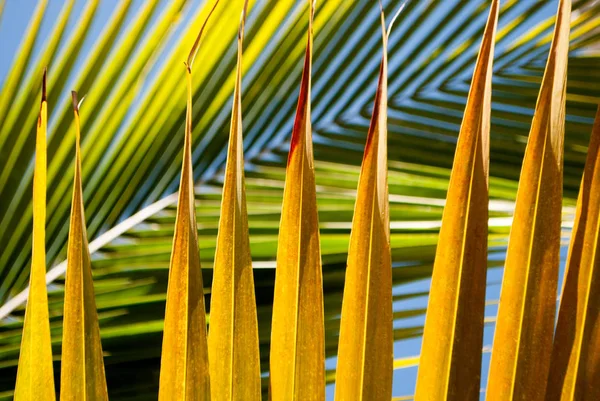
[0,0,47,128]
[269,1,325,399]
[414,1,498,400]
[157,2,219,400]
[208,1,261,400]
[59,91,108,401]
[0,0,74,163]
[546,106,600,401]
[0,0,105,299]
[334,5,392,400]
[14,70,55,401]
[486,1,571,400]
[0,1,599,399]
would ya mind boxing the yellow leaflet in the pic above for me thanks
[158,2,219,400]
[60,91,108,401]
[334,6,392,401]
[208,1,261,400]
[414,2,498,401]
[269,1,325,400]
[14,70,55,401]
[486,1,571,400]
[547,107,600,401]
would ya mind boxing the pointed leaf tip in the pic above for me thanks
[238,0,248,39]
[187,0,220,69]
[387,1,408,38]
[41,67,47,102]
[71,90,79,112]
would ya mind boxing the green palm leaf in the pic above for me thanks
[0,0,599,399]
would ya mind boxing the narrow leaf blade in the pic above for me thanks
[547,106,600,401]
[334,8,392,401]
[414,2,498,400]
[486,1,571,400]
[208,2,261,400]
[14,70,56,401]
[158,5,219,399]
[269,2,325,400]
[60,91,108,400]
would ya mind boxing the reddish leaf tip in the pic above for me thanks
[71,91,79,112]
[41,67,47,102]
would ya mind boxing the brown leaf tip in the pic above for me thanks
[71,91,79,113]
[41,67,47,103]
[238,0,248,40]
[186,0,220,70]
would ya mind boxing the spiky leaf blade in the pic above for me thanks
[334,7,392,401]
[546,106,600,401]
[208,2,261,400]
[414,2,498,400]
[486,1,571,399]
[158,3,219,399]
[14,70,56,401]
[60,91,108,401]
[269,2,325,400]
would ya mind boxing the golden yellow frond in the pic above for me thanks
[60,90,108,400]
[334,6,392,400]
[269,1,325,400]
[486,1,571,400]
[546,106,600,401]
[158,3,220,399]
[414,1,498,400]
[14,69,56,401]
[208,1,261,400]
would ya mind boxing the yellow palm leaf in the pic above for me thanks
[60,91,108,400]
[14,70,56,401]
[208,1,261,400]
[414,1,499,400]
[157,2,219,400]
[546,106,600,401]
[269,1,325,400]
[334,5,392,400]
[486,1,571,400]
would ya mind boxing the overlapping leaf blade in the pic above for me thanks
[158,3,219,400]
[547,106,600,401]
[486,1,571,399]
[0,1,598,400]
